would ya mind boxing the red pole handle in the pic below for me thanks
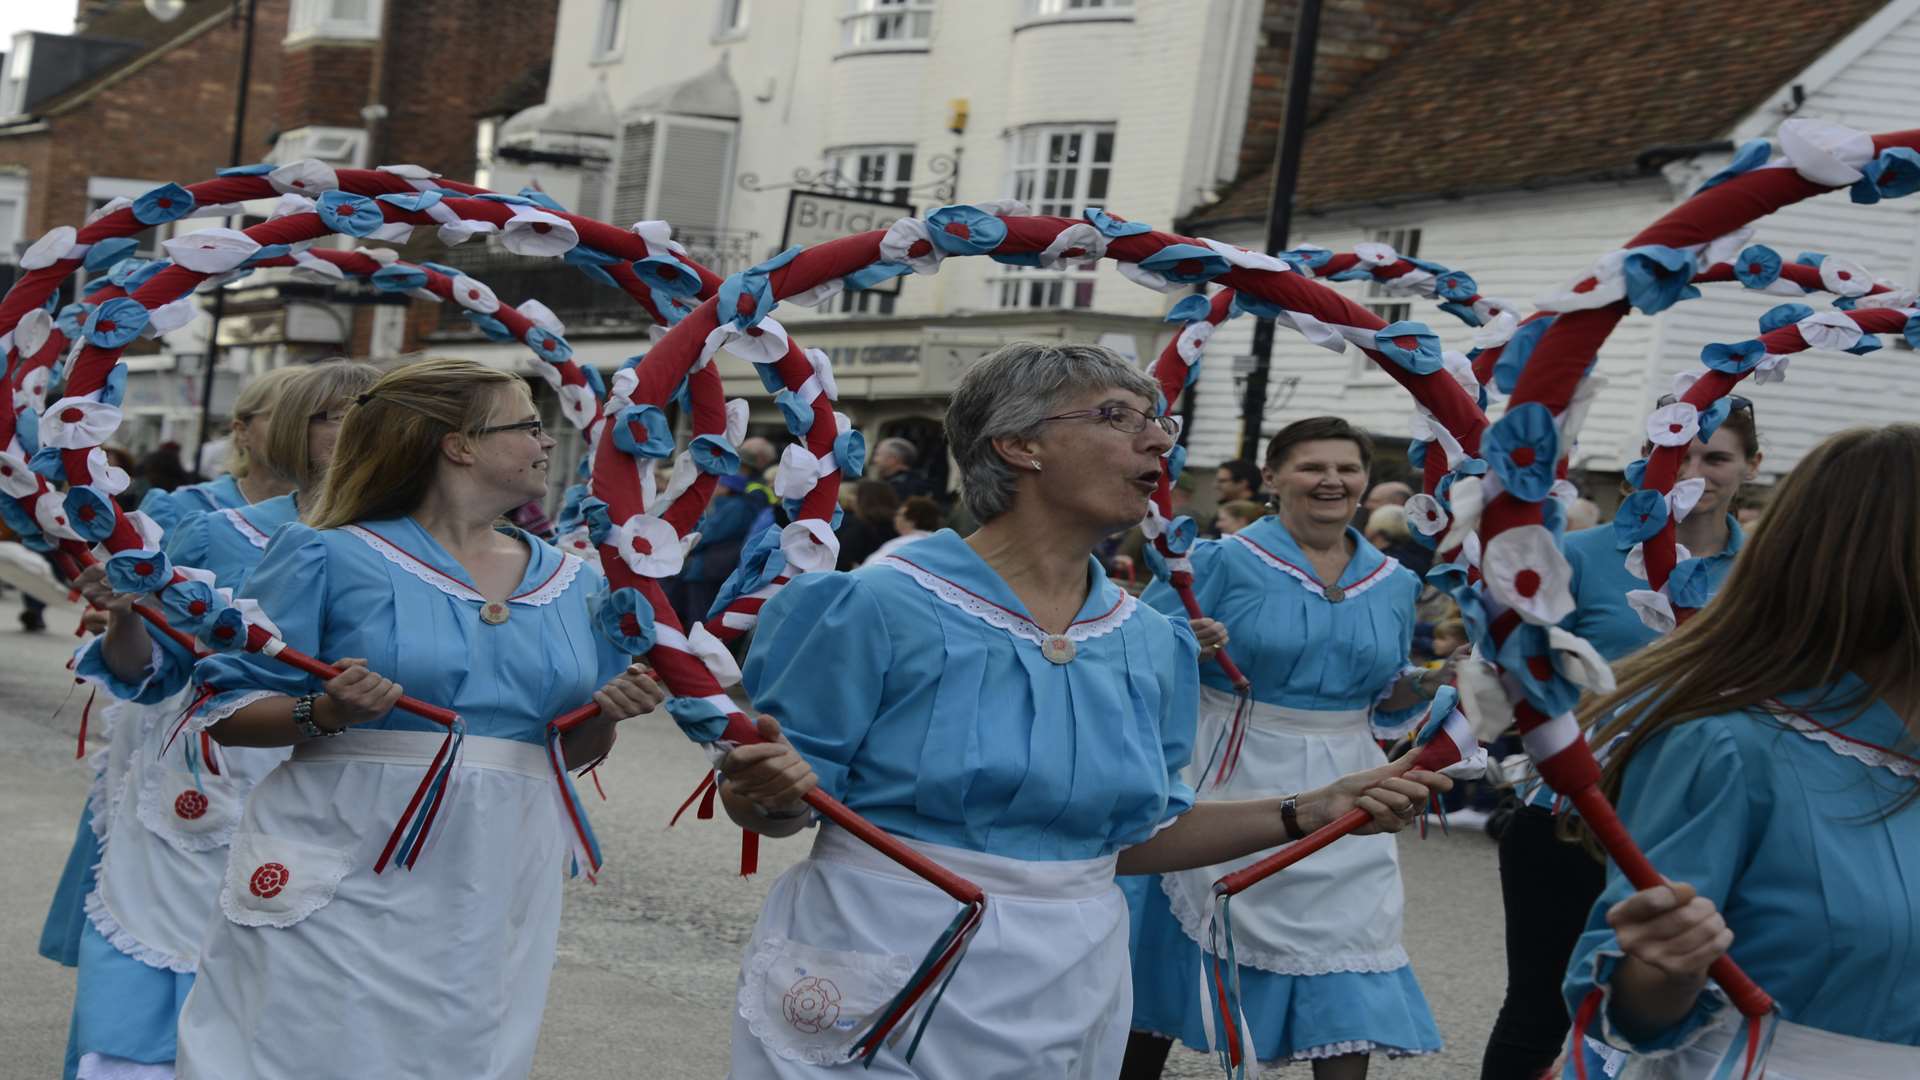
[1213,806,1370,895]
[1568,786,1773,1018]
[1174,581,1251,692]
[267,643,461,728]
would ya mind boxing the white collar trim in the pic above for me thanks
[343,524,581,608]
[876,554,1137,649]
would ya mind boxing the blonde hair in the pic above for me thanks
[1582,424,1920,822]
[307,357,525,529]
[261,361,381,492]
[226,366,305,480]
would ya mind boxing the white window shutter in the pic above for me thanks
[654,120,734,231]
[611,119,657,227]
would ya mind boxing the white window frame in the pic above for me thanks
[284,0,384,44]
[994,122,1115,311]
[0,33,34,118]
[824,144,915,205]
[0,174,26,262]
[591,0,626,63]
[269,125,368,168]
[1016,0,1134,28]
[1353,225,1422,380]
[839,0,935,54]
[713,0,750,41]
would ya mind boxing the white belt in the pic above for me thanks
[810,824,1116,902]
[1629,1017,1920,1079]
[290,728,549,780]
[1198,684,1370,735]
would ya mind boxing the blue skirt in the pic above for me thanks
[1123,875,1443,1063]
[64,920,193,1080]
[39,806,98,968]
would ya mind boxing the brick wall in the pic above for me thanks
[277,37,376,132]
[0,1,287,235]
[1236,0,1467,181]
[377,0,560,181]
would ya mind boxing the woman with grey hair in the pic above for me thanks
[716,342,1453,1079]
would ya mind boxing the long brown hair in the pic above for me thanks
[261,361,380,491]
[306,357,524,529]
[226,365,306,481]
[1583,424,1920,813]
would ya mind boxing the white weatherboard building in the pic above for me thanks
[1182,0,1920,492]
[473,0,1265,479]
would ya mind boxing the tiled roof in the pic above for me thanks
[1187,0,1889,229]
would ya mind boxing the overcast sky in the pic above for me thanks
[0,0,79,43]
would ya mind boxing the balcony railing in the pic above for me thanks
[428,227,761,336]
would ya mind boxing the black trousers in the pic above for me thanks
[1480,804,1608,1080]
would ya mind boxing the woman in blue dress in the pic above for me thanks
[134,364,305,533]
[1563,423,1920,1078]
[169,358,663,1080]
[38,366,307,978]
[55,362,378,1080]
[1483,400,1763,1080]
[717,344,1453,1079]
[1125,415,1452,1079]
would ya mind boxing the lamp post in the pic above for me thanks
[1237,0,1321,461]
[191,0,259,471]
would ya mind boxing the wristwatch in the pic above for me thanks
[292,693,340,739]
[1280,793,1306,841]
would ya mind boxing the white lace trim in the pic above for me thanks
[83,887,194,973]
[188,688,275,736]
[214,507,269,549]
[75,1051,176,1080]
[1777,711,1920,778]
[85,745,113,841]
[1285,1040,1439,1064]
[1228,533,1401,603]
[343,523,583,608]
[1160,875,1412,976]
[219,832,353,930]
[876,554,1138,649]
[737,935,913,1066]
[134,763,242,854]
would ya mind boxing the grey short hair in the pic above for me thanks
[946,341,1161,524]
[875,437,918,468]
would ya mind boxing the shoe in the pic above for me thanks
[19,608,46,632]
[1445,807,1491,831]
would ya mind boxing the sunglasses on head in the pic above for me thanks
[1656,393,1755,422]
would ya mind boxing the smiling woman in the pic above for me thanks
[715,345,1453,1079]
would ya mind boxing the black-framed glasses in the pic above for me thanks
[1040,404,1181,438]
[1656,393,1754,422]
[473,419,547,438]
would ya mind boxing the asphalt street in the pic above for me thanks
[0,596,1507,1079]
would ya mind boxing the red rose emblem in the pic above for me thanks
[174,790,208,820]
[249,862,291,899]
[782,975,842,1035]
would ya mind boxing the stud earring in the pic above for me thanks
[1031,460,1043,472]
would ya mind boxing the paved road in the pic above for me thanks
[0,598,1508,1079]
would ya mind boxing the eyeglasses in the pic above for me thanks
[308,408,348,425]
[1655,393,1754,422]
[1040,404,1182,439]
[473,419,546,438]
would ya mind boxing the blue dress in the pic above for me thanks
[41,482,253,971]
[730,529,1197,1077]
[1126,516,1442,1064]
[58,494,303,1079]
[1560,515,1745,663]
[175,517,628,1080]
[136,473,245,535]
[1563,674,1920,1065]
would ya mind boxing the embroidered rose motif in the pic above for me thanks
[249,861,291,899]
[782,975,842,1035]
[174,790,208,820]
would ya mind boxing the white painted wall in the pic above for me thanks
[1185,2,1920,483]
[534,0,1259,323]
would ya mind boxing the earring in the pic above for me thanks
[1030,460,1043,472]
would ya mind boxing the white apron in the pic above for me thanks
[176,729,568,1080]
[1160,685,1408,975]
[1623,1016,1920,1079]
[91,723,289,971]
[731,825,1130,1079]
